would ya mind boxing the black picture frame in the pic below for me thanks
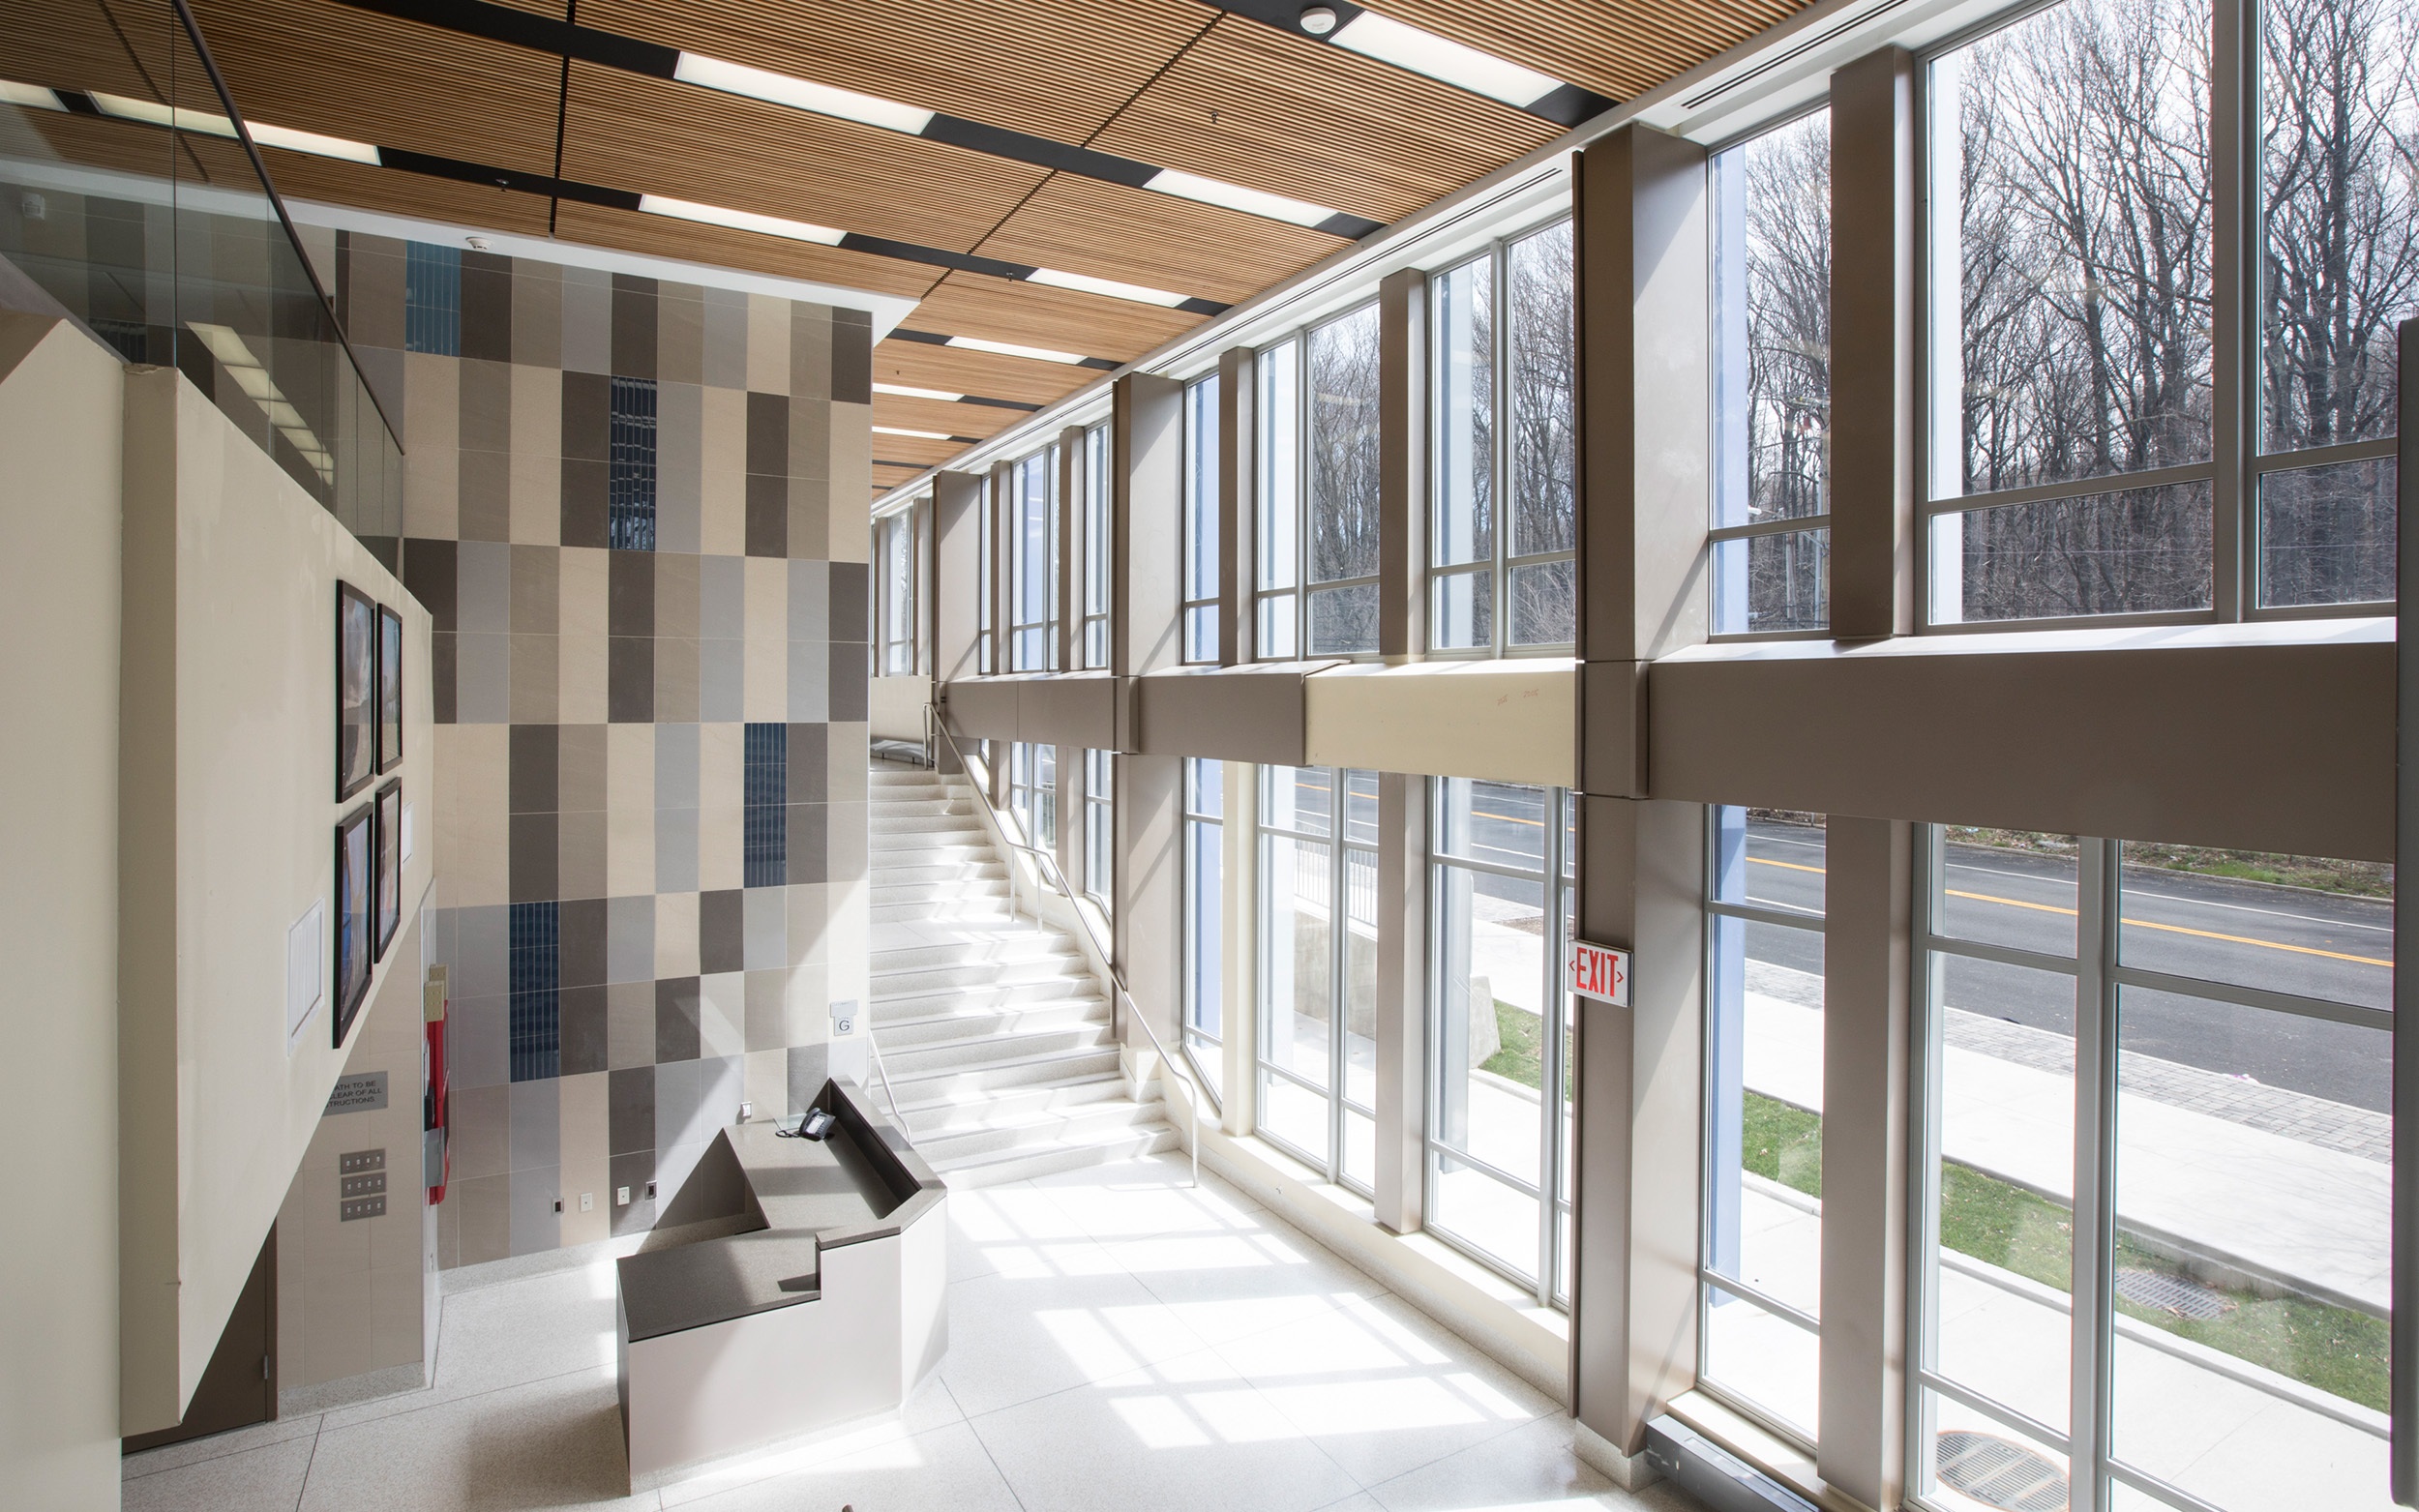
[376,605,403,775]
[334,803,373,1048]
[337,582,376,801]
[373,780,402,963]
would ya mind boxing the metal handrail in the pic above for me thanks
[865,1032,905,1125]
[924,709,1206,1188]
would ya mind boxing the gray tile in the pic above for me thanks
[456,633,510,724]
[785,1043,829,1115]
[786,722,827,803]
[656,380,703,554]
[699,638,743,723]
[560,370,611,460]
[654,722,700,808]
[454,998,507,1091]
[510,545,559,633]
[559,722,607,812]
[608,1064,654,1155]
[455,904,510,996]
[654,805,699,893]
[653,551,700,639]
[698,888,744,976]
[458,447,510,542]
[506,1165,559,1257]
[612,274,658,379]
[654,978,702,1067]
[609,549,654,637]
[402,536,457,633]
[560,984,607,1076]
[698,554,744,640]
[560,265,612,374]
[659,288,704,385]
[461,252,512,363]
[785,559,827,642]
[458,357,511,453]
[608,637,653,724]
[745,473,787,558]
[510,257,561,368]
[785,804,825,885]
[607,979,654,1069]
[786,480,828,564]
[786,639,828,722]
[652,1054,700,1147]
[560,458,609,551]
[509,812,558,902]
[827,561,867,642]
[832,308,872,404]
[699,1054,743,1137]
[743,968,786,1052]
[455,540,512,634]
[653,637,700,725]
[826,645,867,722]
[559,895,607,986]
[507,1077,558,1172]
[447,1082,506,1183]
[609,1149,655,1235]
[742,885,786,971]
[702,285,749,390]
[788,307,831,401]
[509,724,559,813]
[788,395,831,483]
[606,894,655,985]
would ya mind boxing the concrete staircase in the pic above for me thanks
[867,758,1176,1187]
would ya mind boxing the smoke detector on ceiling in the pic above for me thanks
[1299,6,1339,35]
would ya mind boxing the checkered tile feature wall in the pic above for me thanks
[332,233,873,1268]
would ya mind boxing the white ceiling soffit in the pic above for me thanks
[870,0,2042,514]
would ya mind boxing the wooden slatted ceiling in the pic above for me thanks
[974,174,1350,309]
[8,107,218,185]
[263,145,556,234]
[1089,14,1558,226]
[580,0,1210,146]
[913,271,1204,364]
[873,340,1092,408]
[552,201,939,298]
[3,0,170,100]
[561,64,1045,255]
[190,0,564,175]
[871,393,1018,440]
[868,431,969,466]
[1371,0,1809,104]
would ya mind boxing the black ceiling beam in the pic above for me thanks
[1198,1,1616,128]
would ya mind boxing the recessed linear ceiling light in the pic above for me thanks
[1025,267,1189,310]
[946,335,1087,365]
[1328,13,1563,109]
[1144,167,1336,229]
[87,91,382,163]
[186,322,336,482]
[672,53,935,135]
[873,425,953,439]
[1,79,64,110]
[637,193,843,245]
[874,381,966,402]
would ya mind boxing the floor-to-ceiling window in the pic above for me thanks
[1083,748,1114,911]
[1257,765,1380,1192]
[1081,422,1111,667]
[1429,217,1578,653]
[1009,447,1058,670]
[1428,777,1577,1300]
[1710,108,1832,637]
[1256,337,1301,657]
[1254,308,1385,659]
[877,503,918,674]
[1910,830,2394,1512]
[1700,805,1828,1443]
[1007,743,1056,849]
[1182,374,1221,664]
[1183,758,1225,1099]
[1921,0,2409,627]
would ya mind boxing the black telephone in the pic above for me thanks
[778,1108,837,1141]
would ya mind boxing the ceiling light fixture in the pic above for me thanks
[672,53,935,135]
[636,193,843,245]
[185,322,335,482]
[1299,6,1339,35]
[1144,167,1335,229]
[1,79,64,111]
[872,425,953,439]
[1025,267,1189,309]
[1327,13,1562,107]
[945,335,1087,366]
[87,91,381,163]
[874,381,966,401]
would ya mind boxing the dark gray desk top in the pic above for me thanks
[617,1083,942,1343]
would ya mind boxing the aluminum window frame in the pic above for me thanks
[1181,373,1222,666]
[1081,422,1112,668]
[1426,214,1581,658]
[1255,300,1389,662]
[1083,747,1115,912]
[1181,757,1225,1094]
[1007,446,1060,671]
[1911,0,2404,635]
[876,503,922,676]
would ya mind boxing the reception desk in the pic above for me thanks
[616,1080,947,1490]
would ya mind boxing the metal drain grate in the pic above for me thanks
[1936,1430,2069,1512]
[2115,1267,2235,1320]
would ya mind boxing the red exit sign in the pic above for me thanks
[1567,940,1630,1006]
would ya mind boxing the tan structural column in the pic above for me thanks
[1115,372,1186,1045]
[1822,816,1912,1508]
[932,471,984,698]
[1379,267,1427,661]
[1373,770,1427,1231]
[1569,122,1712,1468]
[1829,46,1918,640]
[1218,345,1257,667]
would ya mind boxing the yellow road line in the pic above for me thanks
[1751,857,1824,875]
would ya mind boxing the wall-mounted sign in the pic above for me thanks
[1567,940,1630,1007]
[326,1070,389,1115]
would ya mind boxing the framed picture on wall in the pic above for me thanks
[336,582,376,800]
[373,781,402,962]
[376,605,403,774]
[334,803,373,1047]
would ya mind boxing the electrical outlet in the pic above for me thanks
[580,1192,593,1212]
[552,1197,562,1214]
[341,1171,387,1199]
[645,1179,657,1200]
[616,1186,630,1206]
[340,1149,385,1174]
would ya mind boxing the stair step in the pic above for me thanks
[872,861,1008,885]
[872,957,1094,998]
[911,1100,1170,1163]
[877,996,1110,1047]
[884,1072,1138,1129]
[871,975,1103,1016]
[881,1021,1115,1076]
[869,933,1079,969]
[882,1043,1123,1094]
[928,1125,1181,1189]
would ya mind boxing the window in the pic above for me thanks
[1701,806,1826,1443]
[1256,337,1302,657]
[1306,306,1383,653]
[1430,219,1578,651]
[1257,766,1380,1193]
[1429,778,1578,1303]
[1711,112,1831,635]
[878,506,917,675]
[1082,422,1111,667]
[1083,748,1114,910]
[1183,758,1224,1099]
[1009,447,1058,670]
[1922,0,2410,626]
[403,242,461,356]
[1008,742,1055,848]
[1182,374,1221,664]
[608,376,659,552]
[977,471,995,672]
[1909,830,2393,1512]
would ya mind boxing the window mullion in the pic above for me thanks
[1493,236,1510,657]
[2209,0,2254,621]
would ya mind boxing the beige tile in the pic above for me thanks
[828,402,873,562]
[745,292,790,395]
[512,261,562,369]
[556,1072,610,1249]
[744,1047,787,1120]
[558,545,609,637]
[605,721,654,814]
[605,803,654,900]
[508,633,559,725]
[438,724,509,907]
[826,724,869,804]
[402,352,459,539]
[558,633,608,726]
[697,721,743,809]
[558,811,607,902]
[701,387,747,556]
[698,803,743,893]
[743,557,788,720]
[785,881,831,965]
[607,980,653,1070]
[655,891,700,979]
[304,1262,375,1384]
[509,544,559,634]
[699,971,744,1059]
[743,969,785,1052]
[652,637,700,724]
[789,306,832,401]
[654,551,701,640]
[782,959,828,1045]
[508,444,561,547]
[364,1261,426,1373]
[826,798,868,888]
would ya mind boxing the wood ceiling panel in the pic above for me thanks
[867,432,967,467]
[874,341,1093,408]
[579,0,1210,145]
[871,393,1016,439]
[3,0,169,100]
[258,146,556,235]
[1090,15,1556,225]
[912,272,1203,364]
[552,201,940,299]
[560,64,1047,254]
[3,108,215,184]
[1369,0,1807,104]
[189,0,563,173]
[976,175,1347,308]
[872,463,924,489]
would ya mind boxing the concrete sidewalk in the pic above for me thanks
[1739,964,2388,1314]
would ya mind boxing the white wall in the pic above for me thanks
[0,315,125,1508]
[118,368,436,1431]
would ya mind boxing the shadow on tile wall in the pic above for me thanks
[335,235,875,1267]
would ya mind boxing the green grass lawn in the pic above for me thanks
[1738,1093,2388,1410]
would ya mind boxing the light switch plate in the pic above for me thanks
[580,1192,593,1212]
[615,1186,630,1206]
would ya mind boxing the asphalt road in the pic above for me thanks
[1282,773,2393,1112]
